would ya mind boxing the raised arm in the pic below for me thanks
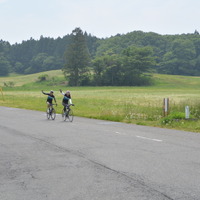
[41,90,48,95]
[59,89,65,96]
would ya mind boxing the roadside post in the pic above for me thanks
[185,106,190,119]
[163,98,169,117]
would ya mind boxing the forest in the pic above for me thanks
[1,28,200,86]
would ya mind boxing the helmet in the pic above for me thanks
[66,90,70,94]
[50,90,54,93]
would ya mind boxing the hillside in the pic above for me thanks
[0,70,64,87]
[1,70,200,89]
[152,73,200,88]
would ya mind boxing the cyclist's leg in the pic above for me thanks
[51,106,56,120]
[62,103,67,111]
[46,102,51,119]
[47,102,51,108]
[48,102,53,113]
[46,102,50,112]
[66,104,70,117]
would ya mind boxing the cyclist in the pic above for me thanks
[42,90,57,108]
[59,89,73,111]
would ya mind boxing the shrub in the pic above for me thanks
[161,111,186,124]
[37,74,49,82]
[3,81,15,87]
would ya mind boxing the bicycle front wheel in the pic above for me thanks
[46,108,50,119]
[67,109,74,122]
[62,109,67,121]
[51,108,56,120]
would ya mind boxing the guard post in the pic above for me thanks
[163,98,169,117]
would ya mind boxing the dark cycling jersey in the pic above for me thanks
[42,92,56,104]
[60,91,72,104]
[63,95,70,104]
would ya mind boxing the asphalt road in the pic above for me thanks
[0,106,200,200]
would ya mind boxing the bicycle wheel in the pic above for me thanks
[51,108,56,120]
[62,109,67,121]
[46,108,50,119]
[67,109,74,122]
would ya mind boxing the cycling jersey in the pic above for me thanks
[61,92,72,104]
[42,92,56,104]
[63,95,70,104]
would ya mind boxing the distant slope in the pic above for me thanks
[0,70,63,87]
[1,71,200,88]
[152,73,200,88]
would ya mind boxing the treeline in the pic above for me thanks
[1,29,200,82]
[0,33,99,76]
[96,30,200,76]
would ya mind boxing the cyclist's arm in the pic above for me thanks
[54,96,57,104]
[59,89,65,96]
[42,91,49,95]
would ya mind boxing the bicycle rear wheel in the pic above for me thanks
[50,108,56,120]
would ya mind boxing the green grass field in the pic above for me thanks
[1,70,200,133]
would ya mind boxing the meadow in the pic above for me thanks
[1,70,200,133]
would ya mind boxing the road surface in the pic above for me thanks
[0,106,200,200]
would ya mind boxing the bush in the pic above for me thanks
[161,111,186,124]
[37,74,49,82]
[4,81,15,87]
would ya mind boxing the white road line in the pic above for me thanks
[136,135,162,142]
[115,132,126,135]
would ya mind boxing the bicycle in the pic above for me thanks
[62,104,74,122]
[46,104,57,120]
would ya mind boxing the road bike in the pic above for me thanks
[46,104,57,120]
[62,104,74,122]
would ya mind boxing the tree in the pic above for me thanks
[121,46,155,85]
[92,56,106,85]
[28,53,48,73]
[92,54,122,86]
[63,28,90,86]
[14,62,24,73]
[160,39,196,75]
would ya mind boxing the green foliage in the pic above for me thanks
[0,53,10,76]
[91,46,155,86]
[160,39,197,75]
[161,112,186,124]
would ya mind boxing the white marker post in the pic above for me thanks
[185,106,190,119]
[163,98,169,117]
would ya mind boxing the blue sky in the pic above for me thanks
[0,0,200,44]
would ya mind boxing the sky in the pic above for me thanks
[0,0,200,44]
